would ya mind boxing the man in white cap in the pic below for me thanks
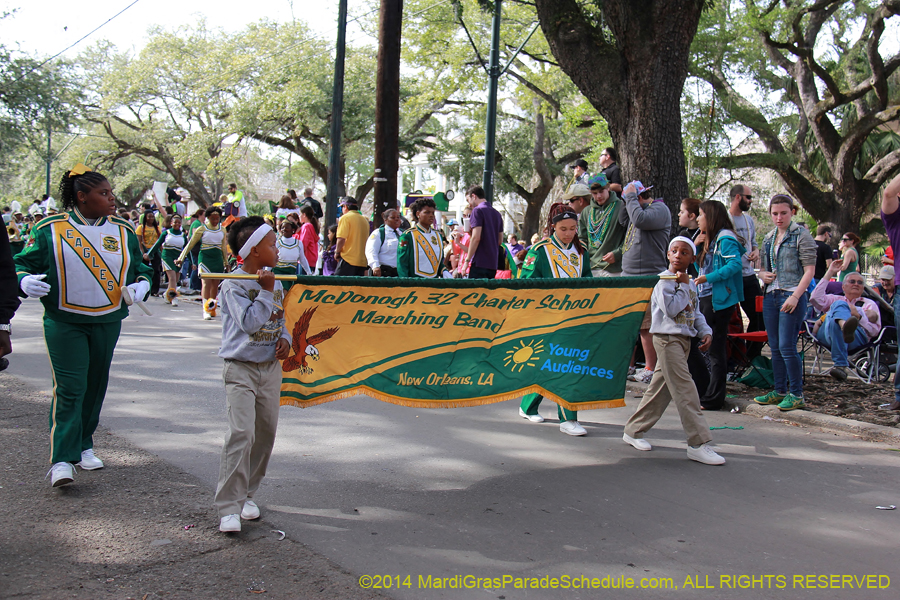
[562,183,591,215]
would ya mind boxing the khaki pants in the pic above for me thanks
[624,334,711,447]
[214,359,282,517]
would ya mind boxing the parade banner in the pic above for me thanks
[279,276,657,411]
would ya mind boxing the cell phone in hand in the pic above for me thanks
[833,250,840,260]
[855,300,865,307]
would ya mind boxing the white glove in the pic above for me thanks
[124,280,150,304]
[21,274,51,298]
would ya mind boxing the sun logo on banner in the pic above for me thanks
[504,339,544,373]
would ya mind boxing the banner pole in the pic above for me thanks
[200,273,298,281]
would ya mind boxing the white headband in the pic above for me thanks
[238,224,274,259]
[668,235,697,255]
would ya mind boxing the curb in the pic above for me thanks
[624,382,900,445]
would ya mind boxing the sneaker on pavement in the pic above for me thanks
[842,317,859,344]
[172,297,179,307]
[687,443,726,465]
[518,408,544,423]
[777,393,805,411]
[753,390,785,405]
[47,462,75,487]
[623,433,652,451]
[559,420,587,436]
[219,514,241,532]
[829,366,848,381]
[241,500,261,520]
[202,311,212,320]
[637,368,654,384]
[77,448,104,470]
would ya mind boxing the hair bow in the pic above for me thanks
[68,163,92,177]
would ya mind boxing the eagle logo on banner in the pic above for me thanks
[283,306,340,375]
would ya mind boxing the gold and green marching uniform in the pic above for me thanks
[148,227,188,272]
[178,221,227,273]
[397,223,445,278]
[274,236,303,290]
[14,208,153,465]
[519,235,591,422]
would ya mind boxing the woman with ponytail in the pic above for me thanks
[517,204,592,437]
[14,164,153,487]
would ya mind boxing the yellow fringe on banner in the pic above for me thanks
[280,385,626,411]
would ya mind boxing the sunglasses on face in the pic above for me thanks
[845,280,864,285]
[743,194,753,200]
[841,237,851,242]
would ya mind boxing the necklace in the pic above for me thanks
[587,200,616,248]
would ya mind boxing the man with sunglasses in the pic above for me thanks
[810,262,881,381]
[729,184,764,358]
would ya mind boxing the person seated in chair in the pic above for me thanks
[810,261,881,381]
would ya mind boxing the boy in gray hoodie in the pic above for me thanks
[215,217,292,532]
[623,236,726,466]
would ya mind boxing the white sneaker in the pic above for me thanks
[77,448,104,470]
[172,297,179,307]
[219,514,241,532]
[47,462,75,487]
[518,408,544,423]
[687,443,726,465]
[628,367,653,383]
[623,433,652,451]
[241,500,260,520]
[559,420,587,436]
[203,311,212,320]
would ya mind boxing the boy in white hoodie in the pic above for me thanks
[622,236,726,465]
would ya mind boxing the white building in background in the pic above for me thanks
[399,153,526,235]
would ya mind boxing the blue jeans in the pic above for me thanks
[763,290,808,396]
[815,301,868,367]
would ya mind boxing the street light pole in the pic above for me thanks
[325,0,349,230]
[481,0,502,205]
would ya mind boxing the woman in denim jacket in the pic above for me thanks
[755,195,816,410]
[694,201,745,410]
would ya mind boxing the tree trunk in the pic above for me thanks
[535,0,704,222]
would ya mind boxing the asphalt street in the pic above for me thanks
[6,296,900,599]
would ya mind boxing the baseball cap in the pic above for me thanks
[562,183,591,200]
[630,180,654,196]
[340,197,358,208]
[571,159,589,170]
[588,173,609,189]
[879,265,895,280]
[446,219,459,226]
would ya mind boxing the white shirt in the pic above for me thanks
[365,225,402,269]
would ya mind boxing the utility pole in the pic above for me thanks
[372,0,403,227]
[45,123,52,197]
[481,0,502,204]
[325,0,349,230]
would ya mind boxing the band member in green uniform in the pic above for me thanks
[148,214,188,306]
[273,219,309,291]
[518,205,592,436]
[14,164,153,487]
[398,197,448,278]
[176,206,228,320]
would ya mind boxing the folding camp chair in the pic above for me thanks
[802,321,896,384]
